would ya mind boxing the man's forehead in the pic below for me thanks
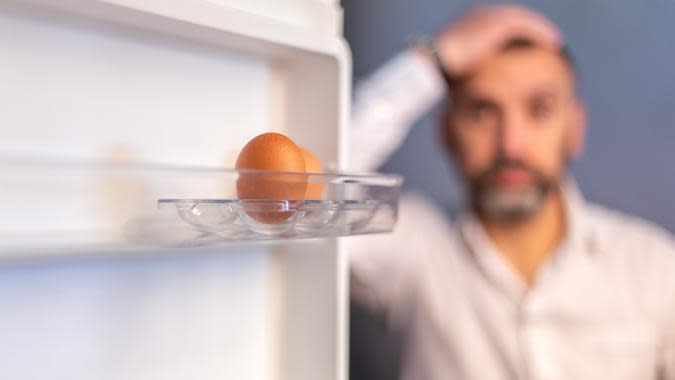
[459,46,575,100]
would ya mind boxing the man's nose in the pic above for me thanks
[496,113,528,159]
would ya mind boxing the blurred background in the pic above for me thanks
[344,1,675,379]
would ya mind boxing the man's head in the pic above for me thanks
[443,37,585,221]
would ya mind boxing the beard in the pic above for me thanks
[468,156,560,222]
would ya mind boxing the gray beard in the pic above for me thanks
[476,183,551,222]
[468,155,561,222]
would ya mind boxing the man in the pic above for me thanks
[349,5,675,380]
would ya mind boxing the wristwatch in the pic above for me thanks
[409,35,456,87]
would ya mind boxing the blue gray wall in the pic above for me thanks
[343,0,675,232]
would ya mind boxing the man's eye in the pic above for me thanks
[468,104,496,123]
[531,101,553,120]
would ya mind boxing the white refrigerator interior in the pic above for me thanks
[0,1,354,379]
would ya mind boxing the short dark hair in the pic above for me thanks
[501,36,577,78]
[447,37,579,96]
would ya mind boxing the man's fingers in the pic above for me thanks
[498,20,561,49]
[494,6,562,47]
[433,5,563,76]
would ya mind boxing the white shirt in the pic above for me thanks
[348,51,675,380]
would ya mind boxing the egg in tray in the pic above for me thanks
[154,133,402,243]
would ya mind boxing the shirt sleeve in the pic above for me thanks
[349,49,446,172]
[348,192,452,325]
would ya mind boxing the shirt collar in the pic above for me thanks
[560,179,602,256]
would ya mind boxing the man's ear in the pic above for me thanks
[566,100,586,160]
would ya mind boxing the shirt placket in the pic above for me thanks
[517,239,580,380]
[460,212,580,380]
[517,284,560,380]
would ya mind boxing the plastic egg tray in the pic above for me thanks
[157,198,396,242]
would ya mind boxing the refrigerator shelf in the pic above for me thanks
[0,159,402,253]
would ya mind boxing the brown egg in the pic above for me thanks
[298,146,325,200]
[236,132,307,224]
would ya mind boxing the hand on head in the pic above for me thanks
[435,5,562,77]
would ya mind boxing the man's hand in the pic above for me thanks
[434,5,561,76]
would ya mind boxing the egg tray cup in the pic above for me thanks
[157,198,396,241]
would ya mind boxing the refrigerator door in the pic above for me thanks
[0,1,356,379]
